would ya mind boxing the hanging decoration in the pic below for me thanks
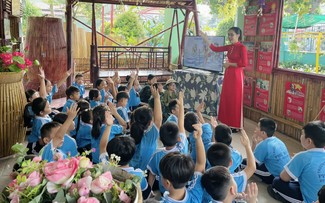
[258,0,266,16]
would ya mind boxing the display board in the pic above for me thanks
[183,36,225,72]
[284,82,306,122]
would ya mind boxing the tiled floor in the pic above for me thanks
[0,118,304,202]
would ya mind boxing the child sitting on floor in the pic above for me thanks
[98,111,151,199]
[202,129,256,202]
[208,119,242,173]
[202,166,259,203]
[40,105,78,162]
[129,86,162,170]
[62,86,80,112]
[269,120,325,203]
[147,92,188,194]
[241,117,290,184]
[72,73,85,98]
[115,91,130,126]
[88,89,102,108]
[28,97,52,155]
[75,108,92,154]
[165,99,179,124]
[159,123,205,203]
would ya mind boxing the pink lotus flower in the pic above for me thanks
[91,171,114,194]
[77,176,92,196]
[25,58,32,67]
[119,190,131,203]
[17,63,26,70]
[77,196,100,203]
[44,157,79,186]
[0,53,12,65]
[8,189,20,203]
[32,156,42,163]
[27,171,42,187]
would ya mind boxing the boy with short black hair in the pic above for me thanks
[72,73,85,98]
[115,91,130,125]
[202,166,258,203]
[147,92,188,194]
[165,99,179,124]
[40,105,78,162]
[241,117,290,184]
[158,122,205,203]
[208,120,242,173]
[269,120,325,203]
[62,86,80,112]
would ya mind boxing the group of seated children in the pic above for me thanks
[23,67,325,203]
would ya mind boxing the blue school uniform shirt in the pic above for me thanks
[189,123,212,163]
[100,89,106,103]
[284,148,325,203]
[254,136,290,177]
[91,124,123,164]
[166,114,178,124]
[58,134,78,157]
[115,106,130,124]
[27,105,35,126]
[47,84,58,104]
[72,82,85,98]
[161,172,203,203]
[76,122,92,148]
[130,124,159,170]
[41,135,76,162]
[70,117,78,137]
[62,99,76,113]
[90,100,101,109]
[206,142,242,173]
[128,87,141,108]
[29,116,52,143]
[147,133,188,193]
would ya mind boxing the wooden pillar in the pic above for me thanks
[178,9,190,68]
[193,0,200,35]
[66,0,72,86]
[0,0,5,46]
[90,1,99,85]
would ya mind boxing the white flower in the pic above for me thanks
[199,89,208,101]
[196,77,201,83]
[185,74,191,82]
[190,89,196,98]
[206,76,214,83]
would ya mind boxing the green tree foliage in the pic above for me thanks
[73,2,102,24]
[22,0,42,34]
[216,17,234,44]
[284,0,325,16]
[113,11,144,45]
[41,0,65,16]
[143,18,164,46]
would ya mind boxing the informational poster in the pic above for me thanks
[259,1,278,36]
[183,36,225,72]
[244,77,254,107]
[319,89,325,121]
[257,42,274,74]
[254,78,269,112]
[244,15,258,36]
[284,82,306,122]
[243,42,255,71]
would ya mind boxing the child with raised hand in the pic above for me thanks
[75,108,92,154]
[241,118,290,184]
[71,99,90,137]
[165,99,179,124]
[52,113,78,157]
[72,73,85,98]
[41,104,79,162]
[129,85,163,170]
[184,101,213,163]
[44,69,72,104]
[62,86,80,113]
[147,91,188,194]
[208,117,242,173]
[126,69,142,110]
[115,91,130,126]
[91,103,127,164]
[159,123,205,203]
[88,89,102,108]
[202,129,256,202]
[28,97,52,154]
[269,120,325,203]
[99,112,152,199]
[95,79,109,103]
[202,166,259,203]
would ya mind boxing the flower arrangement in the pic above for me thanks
[0,46,38,72]
[1,144,140,203]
